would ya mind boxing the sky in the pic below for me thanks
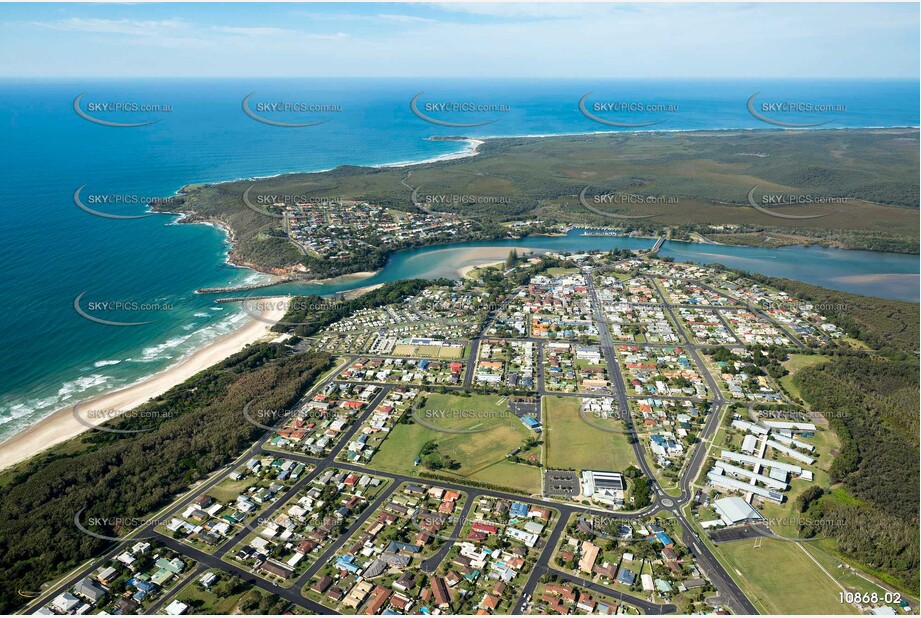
[0,2,918,78]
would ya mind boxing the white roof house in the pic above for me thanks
[713,496,764,525]
[52,593,80,614]
[741,434,758,454]
[166,600,189,615]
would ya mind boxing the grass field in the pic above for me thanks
[543,396,638,472]
[780,353,830,402]
[208,476,259,504]
[371,392,541,493]
[171,578,252,614]
[545,267,581,276]
[715,537,859,615]
[801,538,920,608]
[170,576,307,615]
[391,343,465,358]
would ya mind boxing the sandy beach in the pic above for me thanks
[341,283,385,300]
[0,297,291,471]
[453,246,545,279]
[458,259,506,278]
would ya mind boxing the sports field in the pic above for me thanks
[371,392,541,493]
[715,537,859,615]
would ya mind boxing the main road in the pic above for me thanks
[588,266,758,615]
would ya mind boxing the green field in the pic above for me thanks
[391,343,465,358]
[715,537,859,615]
[543,396,638,472]
[171,578,252,614]
[371,392,541,493]
[170,575,306,614]
[207,476,261,504]
[780,354,831,402]
[545,267,581,276]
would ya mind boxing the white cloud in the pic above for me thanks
[7,3,918,78]
[375,14,437,24]
[429,2,648,19]
[32,17,189,37]
[211,25,347,40]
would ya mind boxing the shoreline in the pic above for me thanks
[458,259,506,278]
[0,297,291,471]
[173,137,486,197]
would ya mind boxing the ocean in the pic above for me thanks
[0,78,918,443]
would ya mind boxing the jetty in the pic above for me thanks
[580,226,626,237]
[197,276,295,294]
[213,295,295,304]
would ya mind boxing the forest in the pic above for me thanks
[793,354,919,592]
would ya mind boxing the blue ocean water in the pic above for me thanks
[0,78,918,443]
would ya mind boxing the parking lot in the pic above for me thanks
[544,469,580,498]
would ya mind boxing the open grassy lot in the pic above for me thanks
[543,396,638,472]
[715,536,858,615]
[169,575,308,614]
[371,391,541,493]
[391,343,466,358]
[170,578,252,614]
[207,476,260,504]
[545,267,581,276]
[780,353,831,402]
[801,539,920,609]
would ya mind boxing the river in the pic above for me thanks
[259,229,920,302]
